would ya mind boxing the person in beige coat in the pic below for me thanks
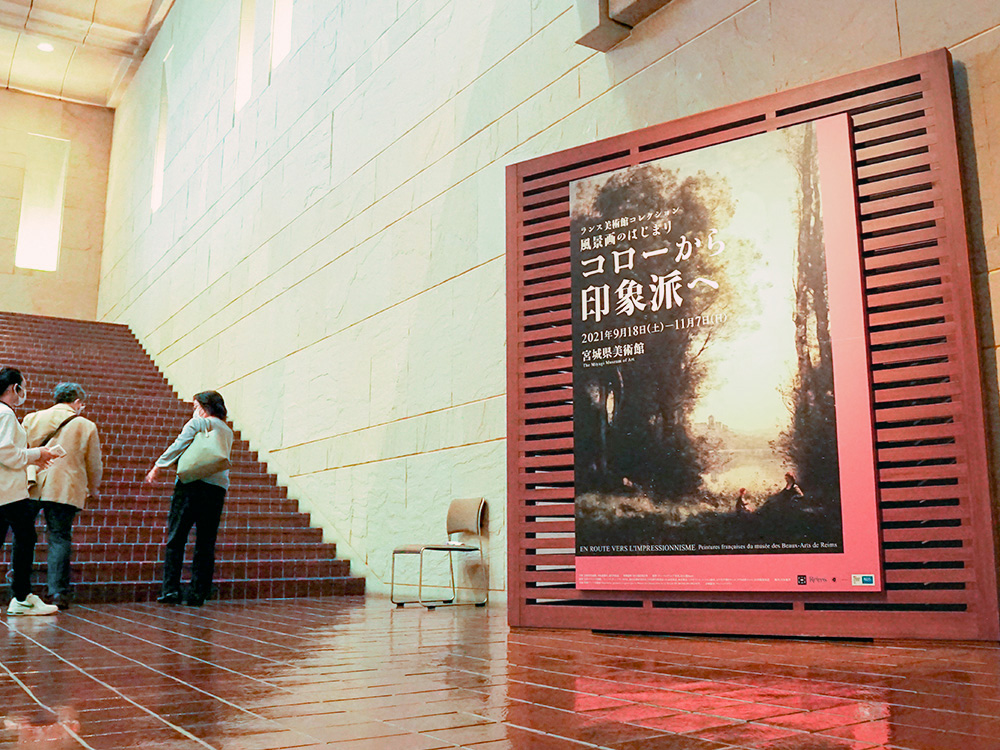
[23,383,102,610]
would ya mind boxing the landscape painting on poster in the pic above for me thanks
[571,115,882,593]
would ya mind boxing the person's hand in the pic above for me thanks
[144,466,166,484]
[88,491,100,501]
[31,447,61,468]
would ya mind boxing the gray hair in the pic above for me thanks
[53,382,87,404]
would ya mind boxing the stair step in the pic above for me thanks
[0,310,362,603]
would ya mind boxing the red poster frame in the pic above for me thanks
[507,49,1000,640]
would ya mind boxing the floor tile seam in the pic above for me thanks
[33,619,296,724]
[244,691,473,715]
[882,674,1000,693]
[508,631,929,666]
[807,698,1000,724]
[164,596,376,640]
[263,687,404,703]
[117,604,338,644]
[875,727,987,750]
[504,638,896,679]
[461,678,639,708]
[0,622,218,750]
[64,611,298,687]
[0,650,99,750]
[701,717,875,743]
[506,630,827,651]
[313,679,480,695]
[499,667,855,711]
[508,644,905,684]
[463,686,847,733]
[508,660,904,705]
[267,685,483,709]
[438,719,618,750]
[838,713,1000,740]
[457,692,745,730]
[615,705,755,730]
[756,710,895,732]
[809,723,903,746]
[502,676,741,707]
[88,605,311,657]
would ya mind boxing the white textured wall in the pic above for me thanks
[99,0,1000,595]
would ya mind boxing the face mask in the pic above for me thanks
[13,384,26,407]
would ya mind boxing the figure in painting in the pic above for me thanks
[735,487,749,514]
[781,473,804,502]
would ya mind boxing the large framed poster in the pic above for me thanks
[572,114,882,593]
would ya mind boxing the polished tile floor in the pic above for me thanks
[0,596,997,749]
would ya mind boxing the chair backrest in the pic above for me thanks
[447,497,486,536]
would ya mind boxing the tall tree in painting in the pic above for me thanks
[574,165,738,501]
[781,126,840,496]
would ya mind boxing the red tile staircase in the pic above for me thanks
[0,311,364,603]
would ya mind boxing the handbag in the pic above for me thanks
[27,414,79,489]
[176,426,231,483]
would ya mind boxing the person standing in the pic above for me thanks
[735,487,749,514]
[145,391,233,607]
[782,473,805,501]
[23,383,103,610]
[0,367,61,616]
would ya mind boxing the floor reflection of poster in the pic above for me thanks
[572,115,882,592]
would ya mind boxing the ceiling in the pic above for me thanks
[0,0,174,109]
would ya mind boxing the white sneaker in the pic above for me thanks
[7,594,58,616]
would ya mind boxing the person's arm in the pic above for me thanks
[86,427,103,497]
[0,412,40,470]
[156,418,209,467]
[145,418,208,483]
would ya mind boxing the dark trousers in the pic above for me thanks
[161,480,226,600]
[41,501,79,599]
[0,499,41,601]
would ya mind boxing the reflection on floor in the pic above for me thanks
[0,596,996,749]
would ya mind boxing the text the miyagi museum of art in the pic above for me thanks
[571,114,882,593]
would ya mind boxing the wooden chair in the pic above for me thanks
[390,498,488,609]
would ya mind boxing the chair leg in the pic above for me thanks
[390,553,400,606]
[394,549,486,611]
[475,545,488,606]
[390,552,423,607]
[446,552,456,604]
[418,550,428,608]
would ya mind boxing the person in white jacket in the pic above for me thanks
[0,367,62,616]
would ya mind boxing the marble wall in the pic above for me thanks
[98,0,1000,595]
[0,89,112,320]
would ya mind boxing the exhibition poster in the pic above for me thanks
[571,115,882,592]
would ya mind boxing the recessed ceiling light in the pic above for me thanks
[37,42,54,52]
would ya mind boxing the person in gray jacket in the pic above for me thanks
[144,390,233,607]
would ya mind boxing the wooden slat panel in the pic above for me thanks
[857,169,936,199]
[882,506,967,524]
[862,224,943,253]
[878,444,957,461]
[871,360,951,382]
[506,49,999,640]
[885,547,970,564]
[878,485,968,502]
[860,190,936,218]
[861,206,944,236]
[851,98,927,129]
